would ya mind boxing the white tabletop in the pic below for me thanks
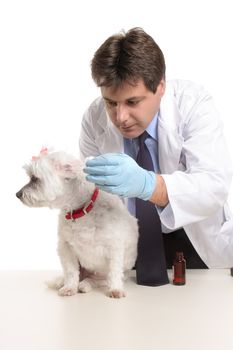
[0,269,233,350]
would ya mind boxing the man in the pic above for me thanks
[79,27,233,286]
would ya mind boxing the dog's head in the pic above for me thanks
[16,149,84,208]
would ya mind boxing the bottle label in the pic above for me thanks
[173,263,186,285]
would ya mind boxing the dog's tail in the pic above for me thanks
[45,275,64,290]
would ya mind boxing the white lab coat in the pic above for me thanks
[79,79,233,267]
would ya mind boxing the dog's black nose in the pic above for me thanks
[16,190,23,199]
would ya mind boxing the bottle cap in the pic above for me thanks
[175,251,184,260]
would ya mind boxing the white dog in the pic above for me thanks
[16,148,138,298]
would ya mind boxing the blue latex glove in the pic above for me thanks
[83,153,156,200]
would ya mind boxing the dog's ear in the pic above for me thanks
[53,159,82,179]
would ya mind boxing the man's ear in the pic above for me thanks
[157,79,166,98]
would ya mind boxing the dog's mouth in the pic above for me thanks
[19,197,38,207]
[16,190,45,208]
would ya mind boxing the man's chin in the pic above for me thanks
[119,126,143,139]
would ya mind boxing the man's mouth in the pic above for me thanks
[119,124,136,130]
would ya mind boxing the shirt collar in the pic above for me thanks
[145,111,159,141]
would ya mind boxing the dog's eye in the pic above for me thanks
[31,175,38,183]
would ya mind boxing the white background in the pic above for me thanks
[0,0,232,269]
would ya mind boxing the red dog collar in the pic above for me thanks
[65,188,99,221]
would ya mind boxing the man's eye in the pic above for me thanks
[106,101,117,107]
[127,100,139,106]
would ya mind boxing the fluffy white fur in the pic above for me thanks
[16,150,139,298]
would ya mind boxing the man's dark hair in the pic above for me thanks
[91,27,166,93]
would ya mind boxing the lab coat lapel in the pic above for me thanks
[158,90,184,174]
[96,104,124,153]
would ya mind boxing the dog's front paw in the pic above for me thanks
[108,289,126,298]
[58,285,77,296]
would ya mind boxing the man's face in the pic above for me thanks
[101,79,165,139]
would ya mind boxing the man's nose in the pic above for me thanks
[116,104,128,123]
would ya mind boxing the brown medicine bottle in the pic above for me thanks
[173,252,186,285]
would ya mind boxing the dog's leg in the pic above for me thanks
[57,239,80,296]
[107,249,126,298]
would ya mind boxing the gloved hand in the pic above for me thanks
[83,153,156,200]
